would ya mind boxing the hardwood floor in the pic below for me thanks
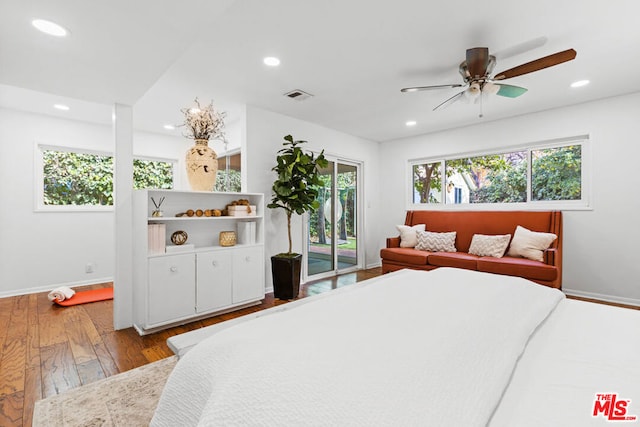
[0,267,382,427]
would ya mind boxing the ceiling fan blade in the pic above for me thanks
[494,83,528,98]
[466,47,490,78]
[433,91,465,111]
[493,48,577,80]
[401,84,464,93]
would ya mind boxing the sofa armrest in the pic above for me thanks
[387,236,401,248]
[543,248,558,266]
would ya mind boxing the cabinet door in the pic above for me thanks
[232,246,265,304]
[196,251,233,313]
[148,254,195,326]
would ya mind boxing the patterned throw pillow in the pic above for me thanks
[396,224,426,248]
[507,226,557,262]
[468,234,511,258]
[415,231,457,252]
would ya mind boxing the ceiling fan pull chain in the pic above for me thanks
[479,91,484,118]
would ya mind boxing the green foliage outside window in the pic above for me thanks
[43,150,114,206]
[43,149,174,206]
[133,159,173,191]
[532,145,581,201]
[467,152,527,203]
[214,169,241,192]
[309,171,357,241]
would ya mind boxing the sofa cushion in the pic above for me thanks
[379,247,429,266]
[468,234,511,258]
[396,224,425,248]
[415,231,457,252]
[477,256,558,282]
[507,225,557,262]
[427,252,478,270]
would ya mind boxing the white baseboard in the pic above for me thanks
[563,288,640,307]
[0,276,113,299]
[366,261,382,269]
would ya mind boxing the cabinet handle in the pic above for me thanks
[169,266,177,272]
[245,256,251,262]
[211,261,217,267]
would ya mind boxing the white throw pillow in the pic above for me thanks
[507,225,557,262]
[396,224,426,248]
[415,231,457,252]
[468,234,511,258]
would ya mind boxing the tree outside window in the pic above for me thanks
[531,145,581,201]
[413,162,442,203]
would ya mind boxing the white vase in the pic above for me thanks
[185,139,218,191]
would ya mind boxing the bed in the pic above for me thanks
[151,268,640,426]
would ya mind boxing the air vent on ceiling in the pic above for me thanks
[284,89,313,101]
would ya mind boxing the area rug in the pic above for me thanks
[33,356,177,427]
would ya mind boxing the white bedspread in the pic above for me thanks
[152,268,564,426]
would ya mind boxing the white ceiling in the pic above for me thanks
[2,0,639,142]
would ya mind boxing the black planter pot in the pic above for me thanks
[271,254,302,300]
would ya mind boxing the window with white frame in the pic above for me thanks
[214,150,241,192]
[37,145,175,210]
[409,137,588,209]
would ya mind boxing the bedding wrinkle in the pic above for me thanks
[152,268,564,427]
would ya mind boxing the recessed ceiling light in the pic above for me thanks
[406,120,417,127]
[570,79,590,88]
[263,57,281,67]
[32,19,69,37]
[53,104,70,111]
[163,124,175,130]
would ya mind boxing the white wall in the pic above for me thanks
[379,92,640,305]
[0,108,188,297]
[244,106,381,291]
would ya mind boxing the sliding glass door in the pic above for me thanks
[305,158,360,280]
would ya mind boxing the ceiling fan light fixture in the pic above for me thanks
[468,82,481,96]
[482,83,500,96]
[570,79,590,88]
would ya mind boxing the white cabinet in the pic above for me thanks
[196,250,233,312]
[232,246,264,304]
[148,254,196,325]
[196,246,264,312]
[133,189,265,334]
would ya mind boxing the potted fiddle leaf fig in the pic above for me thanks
[267,135,327,299]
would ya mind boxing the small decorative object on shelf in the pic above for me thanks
[219,231,237,247]
[151,196,165,217]
[181,98,226,191]
[171,230,188,245]
[225,199,256,216]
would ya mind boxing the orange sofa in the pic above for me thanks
[380,210,563,288]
